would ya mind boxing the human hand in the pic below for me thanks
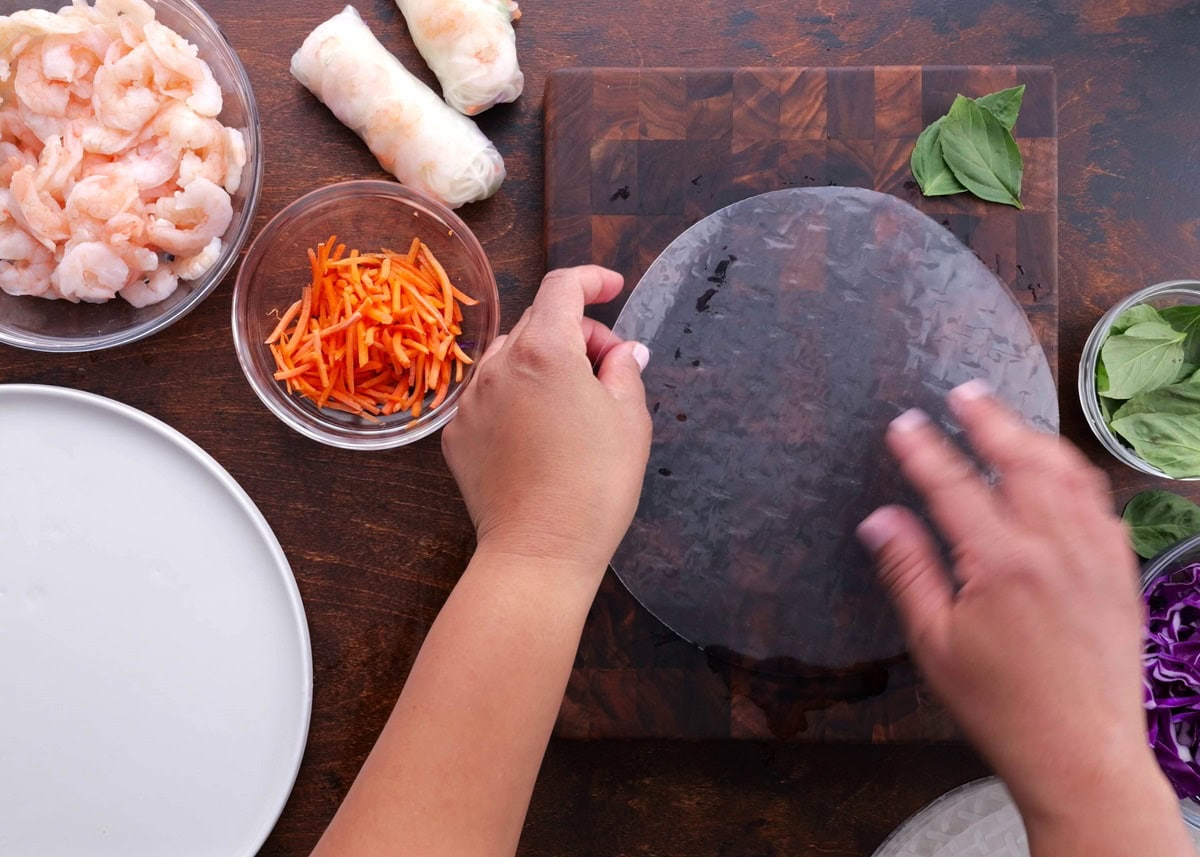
[442,266,652,575]
[857,381,1173,829]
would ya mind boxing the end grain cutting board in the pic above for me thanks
[544,66,1057,741]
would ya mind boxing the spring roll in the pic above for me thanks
[394,0,523,116]
[291,6,505,208]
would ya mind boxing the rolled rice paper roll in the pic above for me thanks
[290,5,505,208]
[394,0,524,116]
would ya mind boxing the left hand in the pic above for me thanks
[442,265,652,574]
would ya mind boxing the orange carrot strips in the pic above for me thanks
[265,235,478,422]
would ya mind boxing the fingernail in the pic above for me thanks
[949,379,992,405]
[857,509,897,553]
[632,343,651,372]
[889,408,929,434]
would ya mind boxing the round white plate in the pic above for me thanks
[873,777,1200,855]
[0,385,312,856]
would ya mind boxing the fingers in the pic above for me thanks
[528,266,625,348]
[947,380,1114,521]
[857,505,953,659]
[886,408,1007,550]
[581,317,618,363]
[596,341,650,409]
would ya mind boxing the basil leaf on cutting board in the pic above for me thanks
[1123,490,1200,559]
[939,96,1025,209]
[1159,305,1200,364]
[910,85,1026,205]
[1100,321,1186,400]
[910,118,967,196]
[973,85,1026,131]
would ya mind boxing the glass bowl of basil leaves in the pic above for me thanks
[1080,280,1200,479]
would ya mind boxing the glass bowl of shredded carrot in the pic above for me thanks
[232,181,499,449]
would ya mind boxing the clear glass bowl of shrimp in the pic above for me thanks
[231,181,500,450]
[0,0,262,352]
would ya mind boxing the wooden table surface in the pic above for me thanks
[3,0,1199,854]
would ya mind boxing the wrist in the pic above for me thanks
[472,532,609,584]
[1018,745,1189,853]
[475,523,614,581]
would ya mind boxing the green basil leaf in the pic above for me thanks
[911,118,967,196]
[1111,377,1200,425]
[939,96,1024,209]
[1110,411,1200,478]
[1100,321,1186,399]
[1177,362,1199,384]
[1110,304,1166,334]
[974,85,1026,131]
[1159,305,1200,364]
[1122,490,1200,559]
[1095,360,1121,423]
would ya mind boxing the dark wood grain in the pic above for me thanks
[546,66,1056,741]
[2,1,1198,855]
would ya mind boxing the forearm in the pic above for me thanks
[312,543,604,857]
[1022,755,1192,857]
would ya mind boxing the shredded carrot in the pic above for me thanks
[266,236,478,422]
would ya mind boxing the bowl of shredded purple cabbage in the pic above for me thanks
[1143,540,1200,828]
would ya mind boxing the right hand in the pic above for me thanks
[857,381,1168,825]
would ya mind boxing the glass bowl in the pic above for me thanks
[0,0,263,353]
[232,181,500,450]
[1078,280,1200,479]
[1140,535,1200,829]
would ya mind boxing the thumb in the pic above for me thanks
[857,506,953,662]
[597,341,650,406]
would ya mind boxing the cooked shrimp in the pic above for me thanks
[145,100,215,151]
[0,241,55,298]
[0,219,40,264]
[51,239,129,302]
[223,127,247,194]
[93,0,156,29]
[0,142,37,186]
[0,105,44,153]
[10,166,70,250]
[32,133,84,199]
[142,21,221,117]
[92,44,158,133]
[146,176,231,256]
[43,32,110,102]
[170,235,221,281]
[120,266,176,308]
[64,173,143,245]
[77,118,140,155]
[104,136,179,191]
[13,43,73,118]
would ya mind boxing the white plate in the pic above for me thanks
[0,385,312,856]
[873,777,1200,856]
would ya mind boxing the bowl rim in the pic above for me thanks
[0,0,264,354]
[231,180,500,450]
[1077,279,1200,481]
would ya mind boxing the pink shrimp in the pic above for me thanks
[9,165,70,250]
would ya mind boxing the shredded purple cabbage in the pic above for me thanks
[1145,563,1200,799]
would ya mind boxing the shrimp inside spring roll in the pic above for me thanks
[290,6,505,208]
[395,0,524,116]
